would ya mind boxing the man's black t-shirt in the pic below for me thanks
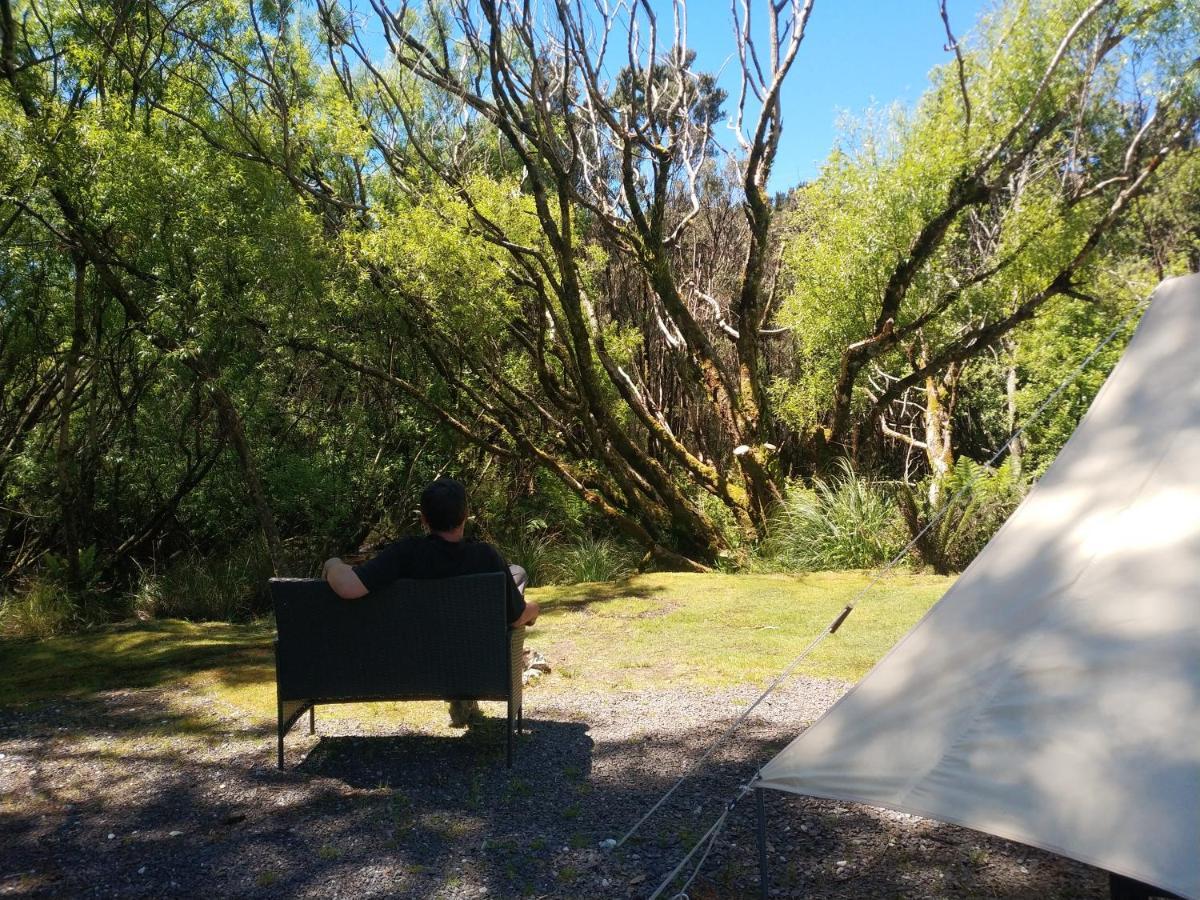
[352,535,527,624]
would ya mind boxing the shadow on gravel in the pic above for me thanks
[297,716,594,789]
[665,788,1109,900]
[0,692,1109,899]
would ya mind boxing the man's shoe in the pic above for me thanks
[448,699,480,728]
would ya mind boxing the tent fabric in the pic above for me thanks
[757,274,1200,900]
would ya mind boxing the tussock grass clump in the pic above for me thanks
[0,579,78,639]
[137,542,274,622]
[758,461,905,572]
[544,535,638,585]
[499,525,558,588]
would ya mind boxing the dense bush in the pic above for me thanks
[129,542,275,622]
[904,458,1027,573]
[757,462,906,572]
[543,535,639,585]
[0,579,80,639]
[495,520,559,589]
[1,0,1192,634]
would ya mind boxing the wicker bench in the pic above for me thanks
[270,572,525,768]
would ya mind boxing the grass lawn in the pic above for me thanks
[0,571,953,728]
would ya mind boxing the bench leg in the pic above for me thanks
[506,698,514,769]
[309,705,316,735]
[277,705,285,770]
[517,705,523,735]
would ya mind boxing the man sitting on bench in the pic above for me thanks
[321,477,540,726]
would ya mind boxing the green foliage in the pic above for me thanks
[1015,290,1145,476]
[134,542,275,622]
[0,0,1196,626]
[772,0,1198,464]
[0,579,79,639]
[498,520,559,589]
[44,546,101,591]
[697,490,751,571]
[757,462,905,572]
[916,458,1026,572]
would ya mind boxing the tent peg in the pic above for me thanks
[755,786,769,900]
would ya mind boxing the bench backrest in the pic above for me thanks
[271,573,511,702]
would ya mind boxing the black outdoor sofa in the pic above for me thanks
[271,572,525,768]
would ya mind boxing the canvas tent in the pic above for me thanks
[756,274,1200,899]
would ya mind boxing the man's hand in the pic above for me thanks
[513,599,540,627]
[323,557,369,599]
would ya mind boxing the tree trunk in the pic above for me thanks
[1004,338,1024,478]
[923,360,962,509]
[55,256,88,590]
[894,482,946,574]
[212,387,284,575]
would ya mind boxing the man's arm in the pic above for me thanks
[322,557,369,599]
[512,598,540,627]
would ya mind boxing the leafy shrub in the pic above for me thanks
[138,541,274,621]
[904,457,1026,572]
[757,461,905,572]
[697,490,751,571]
[544,535,639,585]
[0,579,79,639]
[498,519,559,588]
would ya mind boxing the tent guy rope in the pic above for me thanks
[617,296,1151,896]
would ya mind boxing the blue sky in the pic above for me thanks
[349,0,995,192]
[680,0,993,190]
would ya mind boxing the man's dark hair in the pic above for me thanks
[420,478,468,532]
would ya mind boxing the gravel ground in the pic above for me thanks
[0,676,1109,898]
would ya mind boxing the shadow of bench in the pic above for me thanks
[271,572,524,769]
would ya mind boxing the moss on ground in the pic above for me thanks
[531,571,953,687]
[0,571,953,727]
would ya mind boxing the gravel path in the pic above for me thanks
[0,676,1108,898]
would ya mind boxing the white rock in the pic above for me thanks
[138,867,146,875]
[599,838,617,851]
[169,831,183,837]
[107,833,115,840]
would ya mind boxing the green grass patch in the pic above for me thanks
[0,572,953,723]
[530,571,953,687]
[0,619,271,707]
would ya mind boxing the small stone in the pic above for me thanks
[138,867,146,875]
[836,860,847,867]
[599,838,617,851]
[107,833,115,840]
[169,831,183,837]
